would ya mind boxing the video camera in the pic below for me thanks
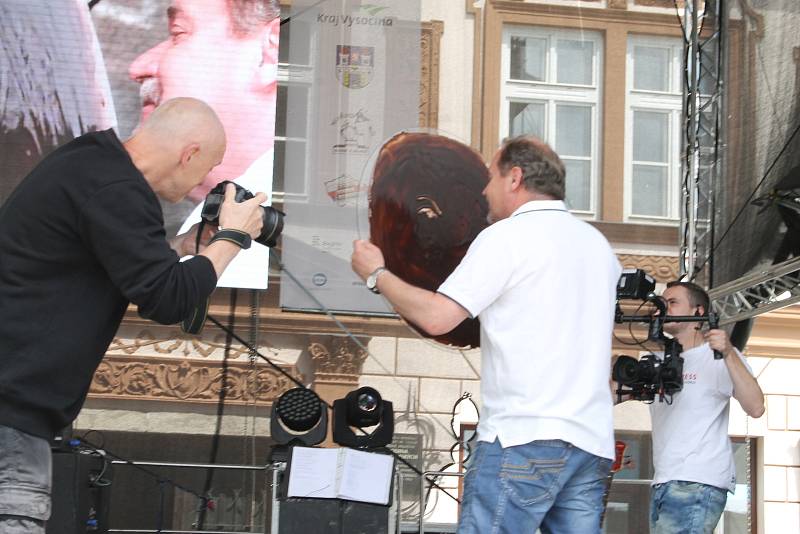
[612,269,719,403]
[200,180,284,247]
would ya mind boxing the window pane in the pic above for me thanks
[633,111,668,162]
[564,159,591,211]
[557,40,593,85]
[509,101,545,138]
[510,36,546,81]
[632,164,668,216]
[634,46,670,92]
[274,139,306,194]
[556,105,591,157]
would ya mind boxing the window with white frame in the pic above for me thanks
[500,26,603,216]
[273,20,313,203]
[626,36,684,221]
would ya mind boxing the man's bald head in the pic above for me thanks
[136,97,226,157]
[126,97,227,202]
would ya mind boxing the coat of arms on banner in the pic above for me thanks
[336,45,374,89]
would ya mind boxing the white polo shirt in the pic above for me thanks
[438,200,621,460]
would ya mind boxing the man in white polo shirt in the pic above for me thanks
[352,135,621,533]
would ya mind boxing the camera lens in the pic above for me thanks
[256,206,284,248]
[612,356,640,385]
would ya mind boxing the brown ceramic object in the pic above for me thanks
[369,132,489,348]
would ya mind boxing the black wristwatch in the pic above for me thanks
[210,228,252,249]
[366,266,387,294]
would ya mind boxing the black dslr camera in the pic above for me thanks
[200,180,284,247]
[612,269,684,403]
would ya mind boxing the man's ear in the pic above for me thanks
[508,165,524,191]
[256,18,281,88]
[180,143,201,167]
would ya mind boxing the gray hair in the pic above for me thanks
[497,136,566,200]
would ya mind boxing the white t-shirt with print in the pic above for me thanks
[650,343,752,492]
[438,200,621,460]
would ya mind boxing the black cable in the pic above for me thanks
[694,119,800,276]
[672,0,689,44]
[156,480,166,533]
[197,289,238,529]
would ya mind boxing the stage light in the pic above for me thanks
[270,387,327,447]
[333,386,394,449]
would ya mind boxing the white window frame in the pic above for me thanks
[272,26,316,204]
[624,35,684,223]
[500,25,604,218]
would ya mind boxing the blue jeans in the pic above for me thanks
[458,439,612,534]
[0,425,51,534]
[650,481,727,534]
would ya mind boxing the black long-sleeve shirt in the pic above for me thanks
[0,129,217,439]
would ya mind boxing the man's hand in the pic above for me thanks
[170,222,216,257]
[704,328,735,359]
[218,183,267,239]
[352,239,386,280]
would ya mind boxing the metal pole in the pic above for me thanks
[109,460,267,470]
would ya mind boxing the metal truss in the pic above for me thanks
[679,1,800,324]
[709,256,800,325]
[680,0,724,287]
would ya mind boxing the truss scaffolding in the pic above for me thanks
[681,0,800,324]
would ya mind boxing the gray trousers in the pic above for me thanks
[0,425,51,534]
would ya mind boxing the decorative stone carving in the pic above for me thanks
[420,21,443,129]
[308,336,369,381]
[89,356,297,405]
[108,329,257,360]
[617,254,679,282]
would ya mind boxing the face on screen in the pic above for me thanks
[129,0,279,199]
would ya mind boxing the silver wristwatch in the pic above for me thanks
[366,267,387,294]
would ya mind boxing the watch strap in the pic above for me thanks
[210,228,252,250]
[367,266,387,294]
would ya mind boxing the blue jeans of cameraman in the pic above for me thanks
[0,425,51,534]
[650,480,727,534]
[457,438,611,534]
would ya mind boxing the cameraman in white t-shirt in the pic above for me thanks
[619,281,764,534]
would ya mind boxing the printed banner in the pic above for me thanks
[280,0,422,313]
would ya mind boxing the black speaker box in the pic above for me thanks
[47,451,110,534]
[277,498,390,534]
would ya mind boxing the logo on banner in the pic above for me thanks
[336,45,374,89]
[331,109,375,154]
[324,175,363,207]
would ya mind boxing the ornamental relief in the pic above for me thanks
[308,336,369,376]
[89,356,297,404]
[617,254,679,282]
[420,21,443,129]
[108,328,264,360]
